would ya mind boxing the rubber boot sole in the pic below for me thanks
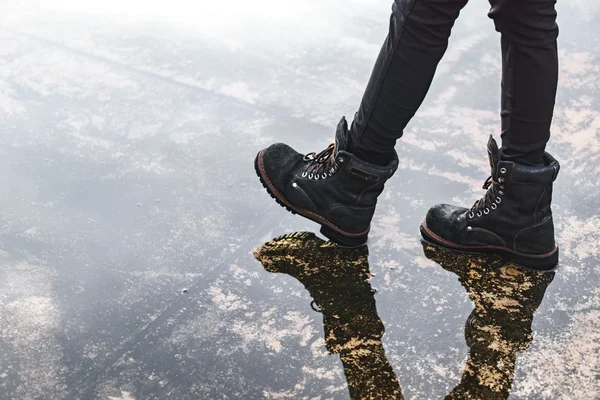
[254,151,368,247]
[420,221,559,271]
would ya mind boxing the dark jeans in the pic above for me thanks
[350,0,559,166]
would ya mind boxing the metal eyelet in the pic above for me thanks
[477,211,483,217]
[484,208,490,214]
[469,212,475,218]
[302,172,307,178]
[500,167,507,174]
[338,157,344,163]
[309,173,314,179]
[491,203,497,210]
[322,173,327,179]
[496,197,502,204]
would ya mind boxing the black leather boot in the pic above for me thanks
[420,136,560,270]
[254,117,399,246]
[253,232,403,400]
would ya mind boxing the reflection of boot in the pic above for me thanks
[421,241,554,400]
[254,232,403,399]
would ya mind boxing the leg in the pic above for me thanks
[420,0,561,270]
[350,0,469,164]
[490,0,559,166]
[256,0,473,245]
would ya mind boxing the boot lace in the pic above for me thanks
[468,175,506,218]
[301,143,344,180]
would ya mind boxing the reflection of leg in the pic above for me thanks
[319,265,402,399]
[446,337,518,400]
[489,0,559,166]
[447,305,543,400]
[451,276,553,399]
[446,308,530,400]
[340,344,403,400]
[254,232,403,400]
[421,242,555,399]
[350,0,469,165]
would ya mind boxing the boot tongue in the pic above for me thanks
[334,117,349,156]
[487,135,501,177]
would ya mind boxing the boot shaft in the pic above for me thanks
[330,150,398,207]
[325,116,398,208]
[470,137,559,232]
[496,152,559,223]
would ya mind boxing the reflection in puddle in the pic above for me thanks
[422,241,555,399]
[254,232,555,400]
[254,232,403,399]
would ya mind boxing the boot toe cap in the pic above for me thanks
[424,204,469,243]
[257,143,304,190]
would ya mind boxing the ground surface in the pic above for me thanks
[0,1,599,399]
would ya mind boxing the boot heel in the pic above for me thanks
[508,248,559,271]
[320,225,368,247]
